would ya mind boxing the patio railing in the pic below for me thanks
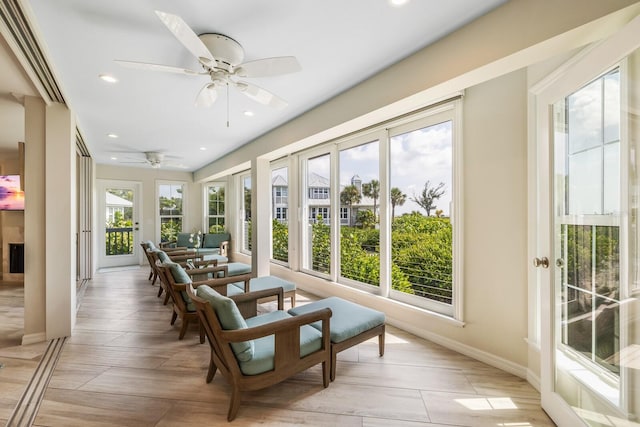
[105,227,134,255]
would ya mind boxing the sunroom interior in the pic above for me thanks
[2,0,640,425]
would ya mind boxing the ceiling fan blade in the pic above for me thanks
[114,60,200,75]
[195,83,218,107]
[155,10,215,66]
[235,81,287,109]
[236,56,301,78]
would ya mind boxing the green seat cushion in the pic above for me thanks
[203,254,229,263]
[239,311,323,375]
[288,297,385,343]
[196,285,253,362]
[230,276,296,293]
[203,232,230,249]
[220,262,251,277]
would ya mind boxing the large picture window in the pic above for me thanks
[390,112,454,314]
[271,165,289,264]
[240,173,252,253]
[262,100,460,316]
[302,153,331,275]
[158,182,184,243]
[339,138,380,289]
[206,183,225,232]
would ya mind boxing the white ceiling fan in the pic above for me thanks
[115,10,301,109]
[115,151,185,169]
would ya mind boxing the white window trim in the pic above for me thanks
[156,180,187,243]
[270,160,290,266]
[204,182,226,233]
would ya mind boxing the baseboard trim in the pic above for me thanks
[388,317,529,379]
[21,332,46,346]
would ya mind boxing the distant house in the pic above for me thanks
[105,192,133,224]
[272,173,375,225]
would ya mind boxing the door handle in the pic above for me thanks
[533,257,549,268]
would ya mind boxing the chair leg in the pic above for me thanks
[178,318,189,340]
[227,386,242,422]
[170,310,178,325]
[148,269,153,280]
[330,348,338,382]
[163,292,170,305]
[290,293,296,308]
[379,328,385,357]
[322,360,330,388]
[151,273,157,286]
[157,286,163,298]
[206,355,217,383]
[199,321,205,344]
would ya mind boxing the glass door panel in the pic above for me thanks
[551,62,639,424]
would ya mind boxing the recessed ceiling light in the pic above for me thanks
[110,156,118,161]
[99,74,118,83]
[107,133,118,139]
[243,110,254,117]
[200,147,207,151]
[389,0,410,6]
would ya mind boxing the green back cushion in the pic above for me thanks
[168,262,191,284]
[156,250,170,263]
[196,285,253,362]
[203,232,230,249]
[176,232,194,248]
[167,262,195,311]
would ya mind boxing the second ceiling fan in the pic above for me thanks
[116,10,301,109]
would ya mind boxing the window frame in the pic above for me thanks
[156,180,187,244]
[236,171,252,255]
[204,182,226,233]
[294,99,463,319]
[270,161,290,266]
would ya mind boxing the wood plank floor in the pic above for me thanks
[9,267,555,426]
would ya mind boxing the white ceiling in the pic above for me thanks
[7,0,507,171]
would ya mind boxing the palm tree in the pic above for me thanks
[390,187,406,220]
[411,180,445,216]
[340,184,361,226]
[362,179,380,221]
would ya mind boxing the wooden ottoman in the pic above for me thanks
[289,297,385,381]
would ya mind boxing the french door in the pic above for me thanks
[534,16,640,426]
[97,180,142,268]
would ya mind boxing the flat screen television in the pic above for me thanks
[0,175,24,211]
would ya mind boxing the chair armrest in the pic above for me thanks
[179,259,219,269]
[159,241,176,248]
[169,254,204,263]
[231,287,283,317]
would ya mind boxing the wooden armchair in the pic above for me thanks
[140,242,156,282]
[156,261,252,342]
[186,283,332,421]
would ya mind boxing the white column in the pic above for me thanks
[22,96,46,344]
[45,103,76,339]
[251,157,271,277]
